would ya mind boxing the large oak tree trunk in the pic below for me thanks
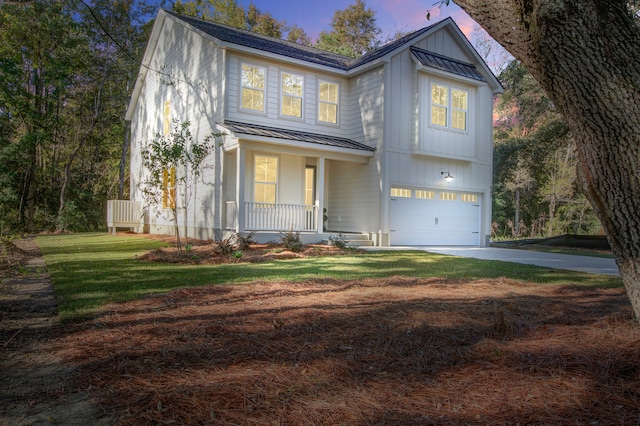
[453,0,640,318]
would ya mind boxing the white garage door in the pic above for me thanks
[390,189,480,246]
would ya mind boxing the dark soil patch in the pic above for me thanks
[0,238,112,425]
[134,232,359,264]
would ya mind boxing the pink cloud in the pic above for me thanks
[372,0,478,41]
[449,8,476,39]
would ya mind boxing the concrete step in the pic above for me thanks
[323,233,374,247]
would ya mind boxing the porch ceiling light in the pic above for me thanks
[441,171,454,182]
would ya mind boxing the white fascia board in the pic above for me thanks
[441,22,504,94]
[345,57,389,76]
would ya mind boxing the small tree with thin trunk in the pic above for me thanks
[138,120,221,252]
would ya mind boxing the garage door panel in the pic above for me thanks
[390,192,480,246]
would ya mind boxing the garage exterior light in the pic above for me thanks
[441,171,454,182]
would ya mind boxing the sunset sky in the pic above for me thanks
[243,0,477,42]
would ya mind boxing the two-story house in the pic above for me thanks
[124,9,502,246]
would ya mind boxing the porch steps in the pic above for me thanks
[323,233,374,247]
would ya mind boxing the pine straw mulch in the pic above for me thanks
[53,276,640,425]
[136,234,358,264]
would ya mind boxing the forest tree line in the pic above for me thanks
[0,0,600,238]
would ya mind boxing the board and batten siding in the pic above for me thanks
[416,74,477,159]
[382,32,493,190]
[378,27,495,245]
[326,66,385,233]
[129,15,226,239]
[414,27,471,63]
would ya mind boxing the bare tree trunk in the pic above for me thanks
[514,188,520,235]
[454,0,640,318]
[57,141,85,231]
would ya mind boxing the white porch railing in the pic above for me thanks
[106,200,142,234]
[226,202,318,232]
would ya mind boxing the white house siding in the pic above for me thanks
[414,27,472,63]
[127,13,500,246]
[416,74,477,159]
[380,33,494,246]
[325,67,384,234]
[225,53,350,139]
[129,15,226,239]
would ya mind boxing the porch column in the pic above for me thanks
[316,157,325,234]
[236,146,245,233]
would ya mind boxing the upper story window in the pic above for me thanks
[318,81,338,124]
[431,83,468,131]
[241,64,266,112]
[281,72,303,118]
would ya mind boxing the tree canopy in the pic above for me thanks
[0,0,149,233]
[492,61,599,239]
[172,0,307,41]
[315,0,381,57]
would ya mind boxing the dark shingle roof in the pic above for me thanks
[219,120,376,152]
[167,10,445,71]
[166,11,353,70]
[166,11,493,84]
[410,46,485,82]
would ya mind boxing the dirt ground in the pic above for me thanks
[0,238,112,425]
[2,235,640,425]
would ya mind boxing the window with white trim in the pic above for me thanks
[431,83,468,131]
[281,72,303,118]
[305,167,315,205]
[391,187,411,198]
[318,81,338,124]
[241,64,266,112]
[254,155,277,204]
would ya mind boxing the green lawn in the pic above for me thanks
[36,233,623,322]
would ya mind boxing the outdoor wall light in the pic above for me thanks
[441,171,454,182]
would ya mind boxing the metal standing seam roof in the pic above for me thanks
[219,120,376,152]
[410,46,486,82]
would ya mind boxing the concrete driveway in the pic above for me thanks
[369,246,620,276]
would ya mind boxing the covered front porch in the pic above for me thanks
[218,120,375,236]
[226,201,318,232]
